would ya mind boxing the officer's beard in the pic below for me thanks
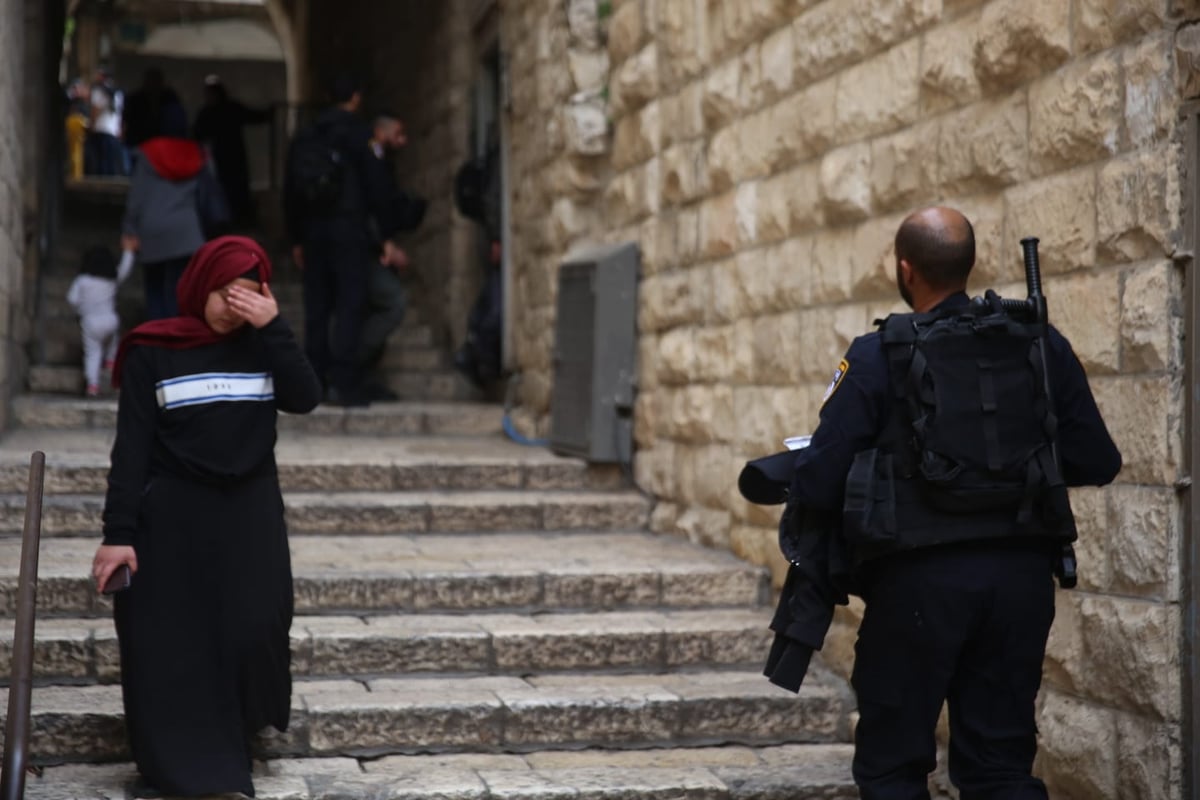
[895,263,914,309]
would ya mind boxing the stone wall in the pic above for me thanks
[500,0,1194,796]
[0,0,32,428]
[500,0,612,408]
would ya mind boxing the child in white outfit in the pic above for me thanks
[67,246,134,396]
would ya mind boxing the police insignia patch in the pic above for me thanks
[822,358,849,405]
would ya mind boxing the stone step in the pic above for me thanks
[0,431,619,495]
[36,301,309,330]
[33,335,81,367]
[4,608,774,686]
[384,370,482,402]
[11,395,504,435]
[39,274,308,308]
[0,488,650,537]
[23,744,858,799]
[37,295,306,326]
[30,312,431,374]
[28,365,84,395]
[3,532,768,617]
[378,345,449,372]
[30,317,137,370]
[0,457,619,495]
[0,669,851,762]
[31,360,461,399]
[387,323,436,349]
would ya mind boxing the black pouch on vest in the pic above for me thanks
[842,448,896,548]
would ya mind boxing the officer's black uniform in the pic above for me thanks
[791,291,1121,799]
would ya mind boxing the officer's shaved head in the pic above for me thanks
[894,206,975,290]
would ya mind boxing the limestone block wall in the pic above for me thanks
[501,0,1194,796]
[377,2,478,349]
[0,0,31,428]
[500,0,613,409]
[301,0,613,358]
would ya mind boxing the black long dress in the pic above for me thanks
[102,316,321,797]
[193,99,272,227]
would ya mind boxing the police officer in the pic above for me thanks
[285,75,395,406]
[789,206,1121,799]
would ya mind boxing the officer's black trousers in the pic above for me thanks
[851,544,1056,800]
[301,235,369,396]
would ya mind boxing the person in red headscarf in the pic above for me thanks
[91,236,320,798]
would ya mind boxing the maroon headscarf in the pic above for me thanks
[112,235,272,387]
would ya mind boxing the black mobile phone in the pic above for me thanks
[102,564,132,595]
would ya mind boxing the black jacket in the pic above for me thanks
[283,108,391,244]
[739,450,854,693]
[742,292,1121,692]
[103,316,321,546]
[790,292,1121,513]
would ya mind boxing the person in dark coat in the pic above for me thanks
[284,74,395,406]
[787,207,1121,799]
[122,68,183,151]
[192,75,272,227]
[91,236,322,798]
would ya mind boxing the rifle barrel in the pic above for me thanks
[1020,236,1043,300]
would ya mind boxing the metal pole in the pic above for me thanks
[0,452,47,800]
[1181,101,1200,800]
[1184,242,1199,800]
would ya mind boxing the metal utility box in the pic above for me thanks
[549,242,639,463]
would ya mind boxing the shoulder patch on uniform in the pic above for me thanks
[821,359,850,405]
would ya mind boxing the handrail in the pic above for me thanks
[0,452,47,800]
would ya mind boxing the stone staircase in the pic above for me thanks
[31,183,479,402]
[3,180,859,800]
[0,396,859,799]
[30,276,477,404]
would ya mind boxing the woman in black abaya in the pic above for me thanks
[91,236,321,797]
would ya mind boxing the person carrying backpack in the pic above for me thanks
[284,74,393,406]
[452,126,504,388]
[784,206,1121,799]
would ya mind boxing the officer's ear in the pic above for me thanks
[897,258,915,288]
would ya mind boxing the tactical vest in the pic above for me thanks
[842,294,1077,562]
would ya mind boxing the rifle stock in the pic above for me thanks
[1021,236,1048,325]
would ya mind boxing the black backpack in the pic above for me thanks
[287,124,346,215]
[843,279,1080,585]
[878,291,1071,529]
[453,156,486,223]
